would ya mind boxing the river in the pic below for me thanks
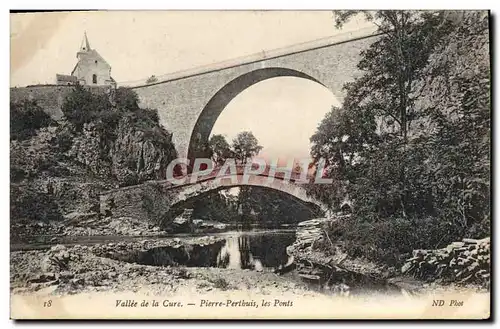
[11,226,405,297]
[122,229,298,272]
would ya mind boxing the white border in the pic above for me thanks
[2,1,498,328]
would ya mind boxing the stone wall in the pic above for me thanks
[10,85,114,120]
[10,85,74,120]
[99,182,177,225]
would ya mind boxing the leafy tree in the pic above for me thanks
[61,85,115,131]
[114,87,140,111]
[208,134,233,165]
[309,11,490,265]
[10,100,53,141]
[231,131,263,165]
[326,10,454,218]
[242,187,319,226]
[418,11,490,238]
[191,190,239,222]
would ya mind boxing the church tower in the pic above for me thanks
[57,32,116,87]
[78,32,91,54]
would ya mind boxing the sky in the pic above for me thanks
[10,11,374,162]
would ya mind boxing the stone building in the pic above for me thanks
[56,32,116,88]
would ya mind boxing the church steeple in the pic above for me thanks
[80,32,91,52]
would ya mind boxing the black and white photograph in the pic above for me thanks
[8,9,491,319]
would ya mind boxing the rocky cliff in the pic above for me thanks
[68,114,177,186]
[10,88,179,240]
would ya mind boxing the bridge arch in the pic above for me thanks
[186,67,327,165]
[167,173,329,217]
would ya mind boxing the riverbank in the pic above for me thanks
[10,235,312,297]
[287,217,491,296]
[10,231,490,319]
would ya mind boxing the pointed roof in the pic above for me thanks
[71,48,111,76]
[80,32,91,52]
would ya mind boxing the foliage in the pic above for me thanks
[11,85,179,223]
[309,11,490,265]
[146,75,159,84]
[239,187,318,225]
[190,189,239,222]
[419,11,491,238]
[114,87,140,111]
[231,131,263,164]
[61,85,116,132]
[10,184,64,223]
[178,186,316,227]
[208,134,234,165]
[10,100,53,141]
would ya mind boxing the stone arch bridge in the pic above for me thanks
[99,165,331,225]
[126,26,379,168]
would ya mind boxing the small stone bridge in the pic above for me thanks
[99,164,331,224]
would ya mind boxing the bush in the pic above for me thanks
[114,87,140,111]
[10,185,64,223]
[10,100,53,141]
[326,215,466,267]
[61,85,113,131]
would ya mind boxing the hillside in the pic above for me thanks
[10,86,179,243]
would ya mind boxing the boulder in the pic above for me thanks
[171,217,192,233]
[401,237,490,287]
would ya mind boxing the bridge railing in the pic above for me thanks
[116,26,378,88]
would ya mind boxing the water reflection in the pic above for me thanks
[112,230,297,273]
[216,232,296,272]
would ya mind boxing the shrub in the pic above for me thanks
[61,85,112,131]
[10,185,64,223]
[10,100,53,141]
[327,215,466,267]
[114,87,140,111]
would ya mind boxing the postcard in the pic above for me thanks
[10,10,491,320]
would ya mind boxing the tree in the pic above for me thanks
[208,134,233,166]
[61,85,114,131]
[308,11,490,264]
[114,87,140,111]
[417,11,490,238]
[146,75,158,84]
[231,131,263,165]
[10,100,53,141]
[329,10,454,218]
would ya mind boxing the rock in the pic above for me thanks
[299,274,321,282]
[214,223,227,230]
[171,216,193,233]
[28,273,57,283]
[50,244,67,252]
[401,236,490,287]
[64,211,99,225]
[401,262,413,274]
[192,219,204,226]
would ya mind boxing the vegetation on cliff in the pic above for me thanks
[308,11,490,266]
[10,86,178,227]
